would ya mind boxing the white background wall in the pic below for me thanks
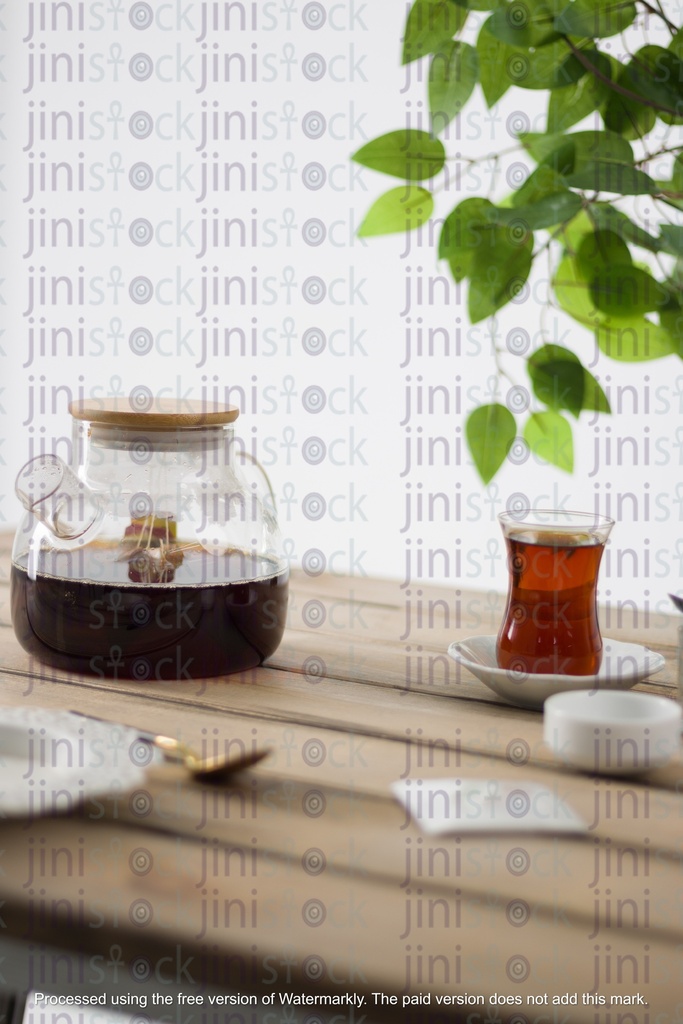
[1,1,681,619]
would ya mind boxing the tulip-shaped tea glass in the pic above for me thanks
[496,509,614,676]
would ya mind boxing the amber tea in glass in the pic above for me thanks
[496,509,614,676]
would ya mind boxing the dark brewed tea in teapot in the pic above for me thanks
[11,398,289,680]
[11,544,288,680]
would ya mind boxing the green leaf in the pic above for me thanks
[510,39,576,90]
[549,50,588,89]
[625,46,683,120]
[510,165,568,207]
[577,130,634,165]
[443,189,580,244]
[522,129,633,166]
[403,0,468,64]
[497,189,582,228]
[454,0,502,8]
[564,161,658,195]
[587,205,662,254]
[520,135,571,165]
[542,142,578,176]
[660,306,683,357]
[554,0,636,38]
[603,64,657,139]
[438,197,497,280]
[554,252,678,363]
[475,21,574,104]
[656,154,683,203]
[577,229,632,273]
[528,345,610,412]
[672,154,683,192]
[547,51,612,131]
[466,404,516,483]
[606,95,659,139]
[476,23,513,105]
[589,264,669,316]
[668,259,683,292]
[572,136,635,167]
[528,346,586,417]
[429,41,478,128]
[553,253,605,323]
[557,208,593,251]
[352,131,446,181]
[524,411,573,472]
[582,370,611,412]
[468,226,533,322]
[358,187,434,236]
[554,253,676,362]
[596,320,678,361]
[659,225,683,257]
[486,0,558,47]
[670,26,683,61]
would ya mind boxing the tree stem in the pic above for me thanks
[562,36,681,117]
[638,0,677,35]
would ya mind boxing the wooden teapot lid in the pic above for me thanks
[69,397,240,428]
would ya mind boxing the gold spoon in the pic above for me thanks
[151,734,270,782]
[69,712,270,783]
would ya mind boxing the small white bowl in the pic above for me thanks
[543,690,681,775]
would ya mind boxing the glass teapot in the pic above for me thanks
[11,398,288,681]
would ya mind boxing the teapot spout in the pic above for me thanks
[15,454,103,542]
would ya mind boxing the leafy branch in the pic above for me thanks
[353,0,683,483]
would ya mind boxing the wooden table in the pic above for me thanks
[0,532,681,1022]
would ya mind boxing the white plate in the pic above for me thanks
[447,636,666,710]
[0,706,149,818]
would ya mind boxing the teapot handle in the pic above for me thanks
[15,453,103,541]
[236,451,276,506]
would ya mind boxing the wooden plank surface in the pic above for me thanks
[2,814,680,1013]
[0,546,681,1020]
